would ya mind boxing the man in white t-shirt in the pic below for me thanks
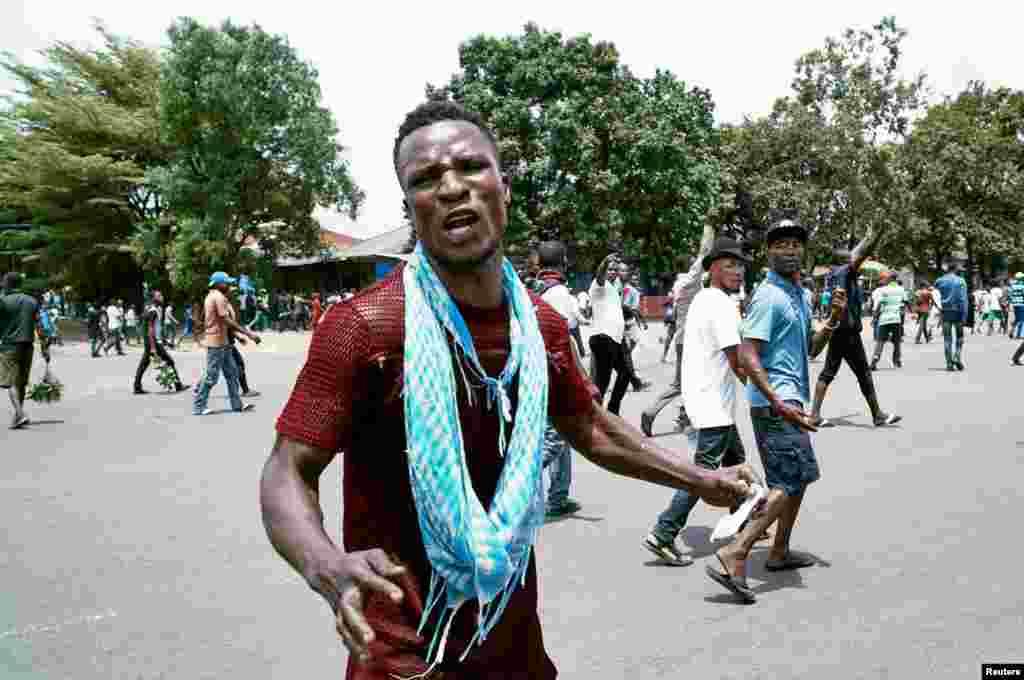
[535,241,584,519]
[588,253,630,415]
[642,238,752,565]
[103,299,125,356]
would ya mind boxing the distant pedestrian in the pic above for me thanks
[86,303,103,357]
[935,263,968,371]
[914,282,935,344]
[193,272,260,416]
[133,290,189,395]
[103,300,125,356]
[871,274,906,370]
[1008,273,1024,339]
[0,272,45,429]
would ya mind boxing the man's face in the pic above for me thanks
[766,237,804,277]
[710,257,746,293]
[527,253,540,277]
[153,291,164,305]
[617,263,630,280]
[397,120,508,274]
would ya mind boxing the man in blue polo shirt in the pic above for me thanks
[934,263,969,371]
[706,218,847,604]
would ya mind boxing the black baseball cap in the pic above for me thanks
[765,218,809,245]
[703,237,753,270]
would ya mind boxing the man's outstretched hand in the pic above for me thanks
[700,463,756,507]
[308,548,408,663]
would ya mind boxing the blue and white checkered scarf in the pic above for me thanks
[401,244,548,673]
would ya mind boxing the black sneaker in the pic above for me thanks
[642,533,693,566]
[545,499,582,520]
[640,412,654,437]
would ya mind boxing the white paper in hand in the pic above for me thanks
[710,483,766,542]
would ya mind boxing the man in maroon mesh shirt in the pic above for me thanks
[260,101,754,680]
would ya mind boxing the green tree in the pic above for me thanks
[0,22,162,298]
[156,17,365,298]
[426,23,720,273]
[899,83,1024,281]
[718,17,927,272]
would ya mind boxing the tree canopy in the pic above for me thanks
[0,22,162,298]
[426,23,720,273]
[156,17,365,297]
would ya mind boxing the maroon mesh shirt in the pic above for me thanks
[276,265,596,680]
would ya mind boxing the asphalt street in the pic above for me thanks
[2,322,1022,679]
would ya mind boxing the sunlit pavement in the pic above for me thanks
[2,322,1021,678]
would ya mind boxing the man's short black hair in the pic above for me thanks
[537,241,566,269]
[393,100,500,180]
[2,271,21,289]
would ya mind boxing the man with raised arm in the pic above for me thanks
[810,225,901,428]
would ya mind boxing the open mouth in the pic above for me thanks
[443,209,480,241]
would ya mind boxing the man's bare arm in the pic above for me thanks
[738,339,818,431]
[260,435,406,662]
[553,407,752,507]
[260,435,340,581]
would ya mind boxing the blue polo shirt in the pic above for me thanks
[743,271,812,408]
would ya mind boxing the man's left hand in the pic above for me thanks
[699,464,755,507]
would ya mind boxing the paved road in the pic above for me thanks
[2,324,1022,679]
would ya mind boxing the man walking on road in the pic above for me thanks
[259,101,753,680]
[0,272,43,429]
[810,225,901,428]
[871,273,906,370]
[133,290,189,395]
[589,252,631,415]
[706,218,846,604]
[935,263,969,371]
[534,240,584,520]
[643,237,752,566]
[1008,272,1024,340]
[103,299,126,356]
[640,223,715,436]
[914,282,936,344]
[193,272,261,416]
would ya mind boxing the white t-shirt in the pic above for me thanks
[540,281,580,329]
[576,291,590,311]
[106,305,123,331]
[985,290,1001,313]
[589,279,624,343]
[682,287,742,429]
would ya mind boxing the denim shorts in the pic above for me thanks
[751,401,820,497]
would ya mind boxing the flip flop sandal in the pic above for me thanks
[10,416,29,430]
[765,550,816,571]
[705,555,756,603]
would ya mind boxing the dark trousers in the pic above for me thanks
[589,334,630,415]
[661,321,677,361]
[134,336,181,391]
[873,324,902,366]
[622,338,643,389]
[818,328,876,399]
[915,312,932,343]
[230,344,250,394]
[1013,339,1024,364]
[569,326,586,358]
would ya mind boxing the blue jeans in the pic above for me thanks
[542,423,573,508]
[193,346,242,413]
[1013,306,1024,338]
[652,425,746,544]
[942,318,964,366]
